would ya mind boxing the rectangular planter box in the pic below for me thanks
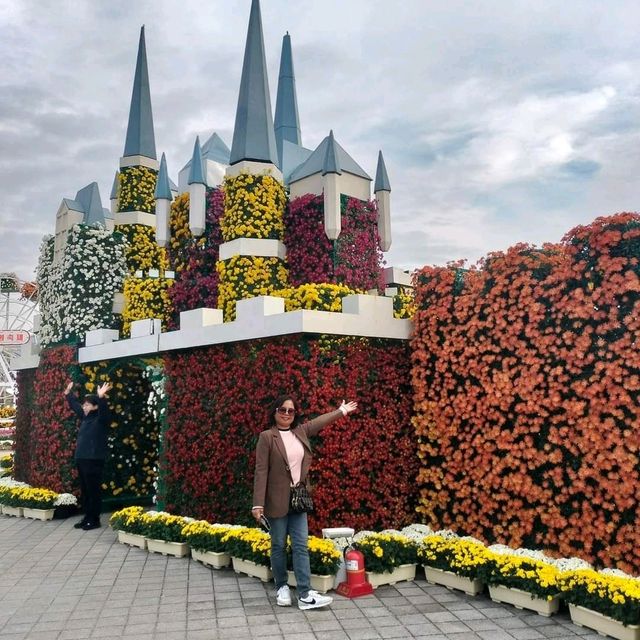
[2,505,23,517]
[191,548,231,570]
[366,563,417,589]
[569,604,640,640]
[489,584,560,617]
[22,507,55,521]
[117,531,147,550]
[146,538,189,558]
[424,565,484,596]
[287,570,335,594]
[231,557,273,582]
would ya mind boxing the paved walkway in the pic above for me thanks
[0,514,600,640]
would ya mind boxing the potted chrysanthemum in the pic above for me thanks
[140,511,191,558]
[287,535,342,593]
[181,520,233,569]
[353,531,419,588]
[110,506,148,549]
[558,569,640,640]
[221,527,273,582]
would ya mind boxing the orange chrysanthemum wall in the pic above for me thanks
[411,213,640,573]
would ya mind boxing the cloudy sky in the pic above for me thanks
[1,0,639,282]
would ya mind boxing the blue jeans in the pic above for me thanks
[269,512,310,598]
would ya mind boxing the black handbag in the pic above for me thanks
[289,481,313,513]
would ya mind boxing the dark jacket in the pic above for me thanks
[67,395,110,460]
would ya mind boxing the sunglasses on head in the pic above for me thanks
[277,407,296,415]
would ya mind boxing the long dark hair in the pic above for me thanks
[268,394,301,428]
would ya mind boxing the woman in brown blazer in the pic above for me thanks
[252,394,357,610]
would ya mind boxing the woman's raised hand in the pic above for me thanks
[339,400,358,416]
[64,381,74,395]
[97,382,113,398]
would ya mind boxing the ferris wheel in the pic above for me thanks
[0,274,39,406]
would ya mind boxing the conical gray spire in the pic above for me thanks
[188,137,206,185]
[123,26,157,159]
[229,0,278,167]
[155,153,173,200]
[322,130,342,175]
[274,32,301,168]
[110,171,119,199]
[374,150,391,192]
[76,182,106,226]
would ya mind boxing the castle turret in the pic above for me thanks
[155,153,173,247]
[188,137,207,236]
[109,171,119,215]
[228,0,281,179]
[374,150,392,251]
[322,131,342,240]
[274,32,301,170]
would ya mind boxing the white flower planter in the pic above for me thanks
[2,505,23,517]
[231,557,273,582]
[287,570,335,594]
[366,563,417,589]
[146,539,189,558]
[489,584,560,617]
[191,548,231,569]
[569,604,640,640]
[117,531,147,549]
[423,565,484,595]
[22,507,55,521]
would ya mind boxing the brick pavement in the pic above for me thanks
[0,515,602,640]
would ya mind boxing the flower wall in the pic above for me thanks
[285,193,385,291]
[118,166,157,213]
[167,190,224,327]
[161,334,416,532]
[36,226,128,346]
[411,213,640,574]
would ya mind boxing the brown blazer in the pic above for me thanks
[253,410,344,518]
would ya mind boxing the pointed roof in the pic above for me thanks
[110,171,119,200]
[374,150,391,192]
[188,137,206,185]
[180,132,231,173]
[274,32,301,168]
[155,153,173,200]
[229,0,278,166]
[322,130,341,175]
[288,132,371,183]
[123,26,157,159]
[65,182,107,226]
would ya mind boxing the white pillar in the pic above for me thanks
[155,198,171,247]
[189,182,206,236]
[110,197,118,216]
[322,173,341,240]
[376,190,391,251]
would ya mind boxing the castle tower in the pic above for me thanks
[187,137,207,236]
[274,32,301,170]
[155,153,173,247]
[374,151,392,251]
[117,26,159,228]
[322,130,342,240]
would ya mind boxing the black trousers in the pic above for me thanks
[76,459,104,523]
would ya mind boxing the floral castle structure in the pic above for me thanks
[13,0,418,531]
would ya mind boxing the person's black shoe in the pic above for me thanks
[81,521,101,531]
[73,519,88,529]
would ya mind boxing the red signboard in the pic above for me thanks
[0,330,31,345]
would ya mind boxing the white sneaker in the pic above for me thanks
[276,585,292,607]
[298,590,333,610]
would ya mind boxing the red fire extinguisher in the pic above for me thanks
[336,546,374,598]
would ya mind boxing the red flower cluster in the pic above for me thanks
[13,345,78,491]
[167,188,224,328]
[412,213,640,573]
[161,335,417,532]
[285,194,385,291]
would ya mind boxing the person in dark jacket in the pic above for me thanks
[64,380,112,530]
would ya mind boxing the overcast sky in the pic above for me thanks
[1,0,639,282]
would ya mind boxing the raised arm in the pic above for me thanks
[302,400,358,437]
[97,382,112,420]
[64,382,84,419]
